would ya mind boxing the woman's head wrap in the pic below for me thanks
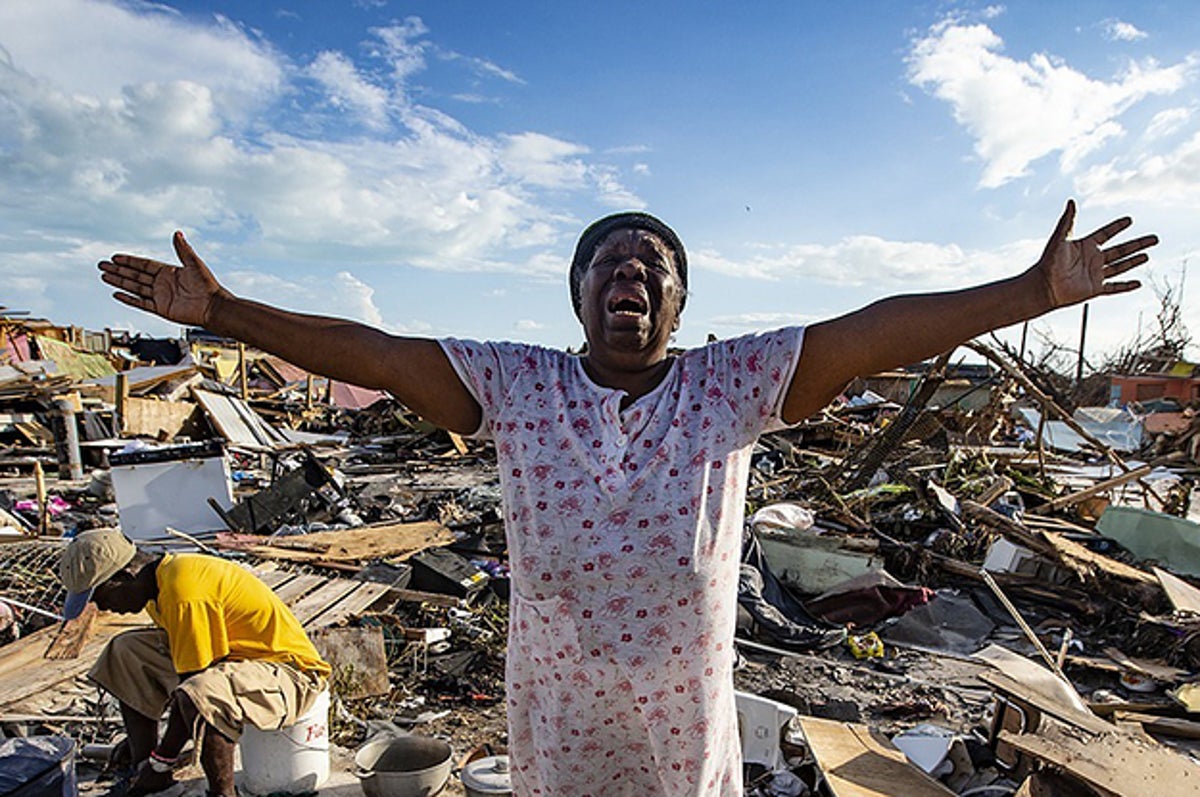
[569,212,687,320]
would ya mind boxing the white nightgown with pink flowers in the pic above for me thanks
[440,328,804,797]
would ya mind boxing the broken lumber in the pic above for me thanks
[1036,464,1154,513]
[796,715,957,796]
[998,723,1200,797]
[238,520,454,563]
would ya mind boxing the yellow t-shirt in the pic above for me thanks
[146,553,331,677]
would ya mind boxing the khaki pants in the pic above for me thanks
[89,628,326,741]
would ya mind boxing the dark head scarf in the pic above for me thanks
[569,212,688,320]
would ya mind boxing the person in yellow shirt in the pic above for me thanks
[60,528,330,797]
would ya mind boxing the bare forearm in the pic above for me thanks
[202,292,481,433]
[205,291,398,389]
[784,268,1052,422]
[830,267,1052,378]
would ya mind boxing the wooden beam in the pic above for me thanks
[1036,464,1154,513]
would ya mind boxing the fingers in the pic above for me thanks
[1051,199,1076,244]
[1085,216,1134,245]
[1102,234,1158,263]
[98,259,160,295]
[1101,280,1141,296]
[1103,252,1149,278]
[172,230,195,264]
[112,291,156,312]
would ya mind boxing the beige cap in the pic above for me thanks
[60,528,137,620]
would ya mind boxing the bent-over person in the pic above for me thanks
[60,528,330,797]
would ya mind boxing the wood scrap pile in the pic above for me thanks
[730,344,1200,795]
[5,313,1200,794]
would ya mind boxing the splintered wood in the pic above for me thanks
[44,602,97,660]
[239,520,454,564]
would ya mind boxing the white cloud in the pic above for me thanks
[693,236,1042,290]
[908,19,1192,187]
[334,271,386,328]
[1075,130,1200,205]
[370,17,431,86]
[1104,20,1149,42]
[222,268,390,329]
[1144,106,1193,140]
[590,166,645,209]
[0,0,645,322]
[605,144,652,155]
[0,0,283,118]
[707,312,819,329]
[500,133,590,188]
[514,319,545,331]
[439,50,525,85]
[306,51,392,130]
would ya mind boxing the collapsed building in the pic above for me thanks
[2,309,1200,796]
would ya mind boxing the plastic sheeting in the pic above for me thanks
[0,736,77,797]
[1016,406,1144,453]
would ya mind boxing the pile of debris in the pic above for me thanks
[2,311,1200,796]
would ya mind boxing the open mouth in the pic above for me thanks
[607,292,648,317]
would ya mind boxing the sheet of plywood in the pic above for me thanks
[123,396,201,439]
[44,603,98,660]
[0,613,151,710]
[310,626,389,698]
[251,521,453,563]
[999,724,1200,797]
[797,716,956,797]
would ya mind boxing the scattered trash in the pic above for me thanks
[2,314,1200,795]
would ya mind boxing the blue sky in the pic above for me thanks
[2,0,1198,369]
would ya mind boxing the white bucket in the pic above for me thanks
[239,688,331,795]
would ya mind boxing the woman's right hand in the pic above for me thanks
[98,231,229,327]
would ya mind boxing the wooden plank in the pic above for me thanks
[999,724,1200,797]
[797,716,956,797]
[273,573,325,605]
[1103,645,1191,683]
[314,582,393,628]
[0,613,152,710]
[123,396,200,439]
[1111,712,1200,740]
[1155,567,1200,615]
[1036,464,1155,513]
[193,389,287,449]
[249,521,453,564]
[44,603,98,660]
[290,580,361,626]
[310,626,389,698]
[254,569,295,590]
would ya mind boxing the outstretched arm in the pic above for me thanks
[781,200,1158,423]
[99,232,482,434]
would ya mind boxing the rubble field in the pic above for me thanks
[2,315,1200,796]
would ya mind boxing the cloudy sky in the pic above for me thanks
[2,0,1198,369]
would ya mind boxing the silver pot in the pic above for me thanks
[354,736,453,797]
[460,755,512,797]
